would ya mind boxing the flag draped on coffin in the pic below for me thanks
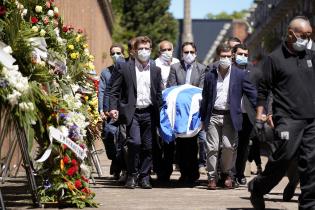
[160,84,202,143]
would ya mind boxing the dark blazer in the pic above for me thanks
[109,59,162,126]
[167,60,206,88]
[200,65,257,131]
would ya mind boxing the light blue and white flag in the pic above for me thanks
[160,84,202,143]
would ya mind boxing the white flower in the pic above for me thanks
[7,90,22,106]
[21,9,28,17]
[27,102,34,111]
[15,2,24,10]
[59,126,69,137]
[3,46,13,54]
[57,37,65,45]
[32,26,39,33]
[70,84,80,93]
[35,5,42,13]
[84,49,90,55]
[47,10,54,17]
[39,29,46,37]
[53,7,59,14]
[63,94,82,110]
[19,102,28,110]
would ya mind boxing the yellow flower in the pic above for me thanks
[68,44,74,50]
[83,43,89,48]
[60,159,64,170]
[84,95,89,101]
[89,55,95,61]
[75,35,82,42]
[87,62,95,70]
[70,53,77,59]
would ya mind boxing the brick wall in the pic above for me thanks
[56,0,113,74]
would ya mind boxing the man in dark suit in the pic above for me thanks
[200,43,256,190]
[166,41,206,184]
[109,36,162,189]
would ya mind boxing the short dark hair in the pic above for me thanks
[216,43,231,55]
[227,37,241,44]
[110,43,125,54]
[128,38,136,51]
[232,43,248,54]
[181,42,197,52]
[134,36,152,50]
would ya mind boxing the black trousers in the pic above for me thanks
[126,108,153,181]
[249,117,315,210]
[235,113,253,179]
[176,136,199,181]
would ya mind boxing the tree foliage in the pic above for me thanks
[111,0,178,57]
[206,10,248,20]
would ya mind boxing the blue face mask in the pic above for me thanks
[235,55,248,66]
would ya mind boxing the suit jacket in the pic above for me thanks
[109,59,162,126]
[200,65,257,131]
[98,65,115,112]
[167,60,206,88]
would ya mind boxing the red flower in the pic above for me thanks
[74,179,82,189]
[81,187,91,194]
[81,175,89,183]
[62,25,69,32]
[0,6,6,17]
[31,16,39,24]
[63,144,67,150]
[71,159,77,166]
[67,166,77,176]
[63,156,70,164]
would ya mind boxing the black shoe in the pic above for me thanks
[248,179,265,210]
[125,176,137,189]
[140,179,152,189]
[283,183,296,201]
[236,177,247,185]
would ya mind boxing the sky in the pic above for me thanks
[169,0,253,19]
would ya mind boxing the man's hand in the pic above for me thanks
[267,114,274,128]
[100,111,107,120]
[109,110,119,121]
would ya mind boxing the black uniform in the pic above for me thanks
[249,42,315,210]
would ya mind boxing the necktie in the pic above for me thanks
[185,64,192,84]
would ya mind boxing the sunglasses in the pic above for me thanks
[183,51,195,54]
[111,52,122,56]
[161,48,172,52]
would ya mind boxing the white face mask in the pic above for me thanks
[292,32,309,52]
[111,54,124,63]
[182,53,196,64]
[219,57,232,69]
[235,55,248,66]
[137,49,151,62]
[160,51,173,62]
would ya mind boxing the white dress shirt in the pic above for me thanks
[155,57,179,88]
[135,59,152,108]
[185,62,193,84]
[214,66,231,110]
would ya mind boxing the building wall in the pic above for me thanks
[56,0,113,74]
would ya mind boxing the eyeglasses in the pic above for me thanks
[138,47,151,51]
[160,48,172,52]
[111,52,122,56]
[183,51,195,54]
[220,55,232,58]
[236,53,248,57]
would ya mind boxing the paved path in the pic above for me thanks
[2,144,299,210]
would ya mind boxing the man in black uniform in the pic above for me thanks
[248,16,315,210]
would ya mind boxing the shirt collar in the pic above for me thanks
[216,65,231,78]
[135,58,150,71]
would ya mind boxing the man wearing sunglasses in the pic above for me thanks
[166,42,206,184]
[98,43,125,180]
